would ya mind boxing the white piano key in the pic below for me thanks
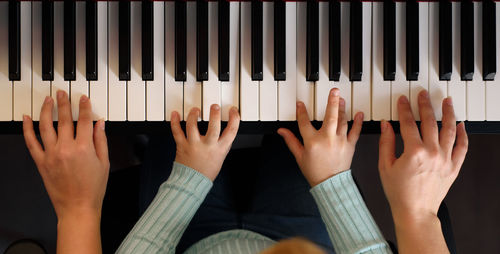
[277,1,296,121]
[409,2,429,120]
[338,1,351,121]
[71,1,89,121]
[371,2,391,121]
[183,2,202,119]
[296,1,315,120]
[32,2,51,121]
[240,2,259,121]
[314,1,333,121]
[486,2,500,121]
[108,1,127,121]
[466,2,486,121]
[221,2,240,121]
[146,1,165,121]
[165,2,183,121]
[51,1,69,121]
[0,1,11,121]
[13,1,32,121]
[448,2,466,121]
[260,2,277,121]
[203,1,221,121]
[428,2,447,121]
[90,1,108,121]
[351,2,372,121]
[128,1,145,121]
[391,2,409,121]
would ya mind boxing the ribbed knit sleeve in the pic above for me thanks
[116,162,213,254]
[310,170,393,254]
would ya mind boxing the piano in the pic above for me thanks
[1,0,500,135]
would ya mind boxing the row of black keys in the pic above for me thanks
[7,0,498,83]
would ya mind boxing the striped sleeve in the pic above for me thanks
[116,162,213,254]
[310,170,393,254]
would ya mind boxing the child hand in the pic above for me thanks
[171,105,240,181]
[278,88,363,187]
[22,91,109,220]
[378,91,468,223]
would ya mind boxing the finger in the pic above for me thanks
[170,111,187,145]
[296,101,314,138]
[440,97,457,154]
[379,120,396,170]
[23,115,45,164]
[452,122,468,170]
[397,95,422,145]
[348,112,363,144]
[219,106,240,148]
[76,95,94,142]
[417,90,439,146]
[337,97,348,136]
[205,104,221,143]
[322,88,340,134]
[56,90,74,141]
[186,107,201,142]
[93,120,109,166]
[39,96,57,149]
[277,128,304,160]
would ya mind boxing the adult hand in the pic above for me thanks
[278,88,363,187]
[171,105,240,181]
[23,91,109,219]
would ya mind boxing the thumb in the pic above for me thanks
[277,128,304,161]
[93,120,109,166]
[379,120,396,171]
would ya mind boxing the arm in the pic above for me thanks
[378,91,468,254]
[117,104,240,254]
[23,91,110,254]
[278,88,391,254]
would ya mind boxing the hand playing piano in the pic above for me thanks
[277,88,364,187]
[378,90,468,254]
[22,90,108,254]
[170,105,240,181]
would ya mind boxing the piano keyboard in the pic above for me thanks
[1,0,499,123]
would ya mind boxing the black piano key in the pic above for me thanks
[483,0,496,81]
[349,0,362,82]
[274,0,286,81]
[119,0,131,81]
[251,0,263,81]
[306,0,318,82]
[86,0,97,81]
[175,0,186,81]
[196,0,208,81]
[8,0,20,81]
[406,0,419,81]
[329,0,340,81]
[42,0,54,81]
[142,0,154,81]
[64,0,76,81]
[439,0,452,81]
[218,0,230,82]
[383,0,395,81]
[461,0,474,81]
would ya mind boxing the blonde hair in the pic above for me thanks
[260,237,326,254]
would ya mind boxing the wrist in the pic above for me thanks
[392,209,440,230]
[57,206,101,224]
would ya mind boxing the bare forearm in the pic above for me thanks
[393,212,449,254]
[56,209,102,254]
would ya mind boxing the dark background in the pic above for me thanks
[0,133,499,253]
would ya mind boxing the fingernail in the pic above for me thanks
[399,95,409,104]
[44,96,51,104]
[212,104,220,110]
[23,115,29,122]
[296,101,303,108]
[339,98,345,106]
[420,90,429,99]
[446,97,453,106]
[57,90,64,100]
[98,120,105,130]
[80,95,88,103]
[331,88,340,97]
[381,120,387,132]
[357,112,364,121]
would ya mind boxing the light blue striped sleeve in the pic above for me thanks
[310,170,393,254]
[116,162,213,254]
